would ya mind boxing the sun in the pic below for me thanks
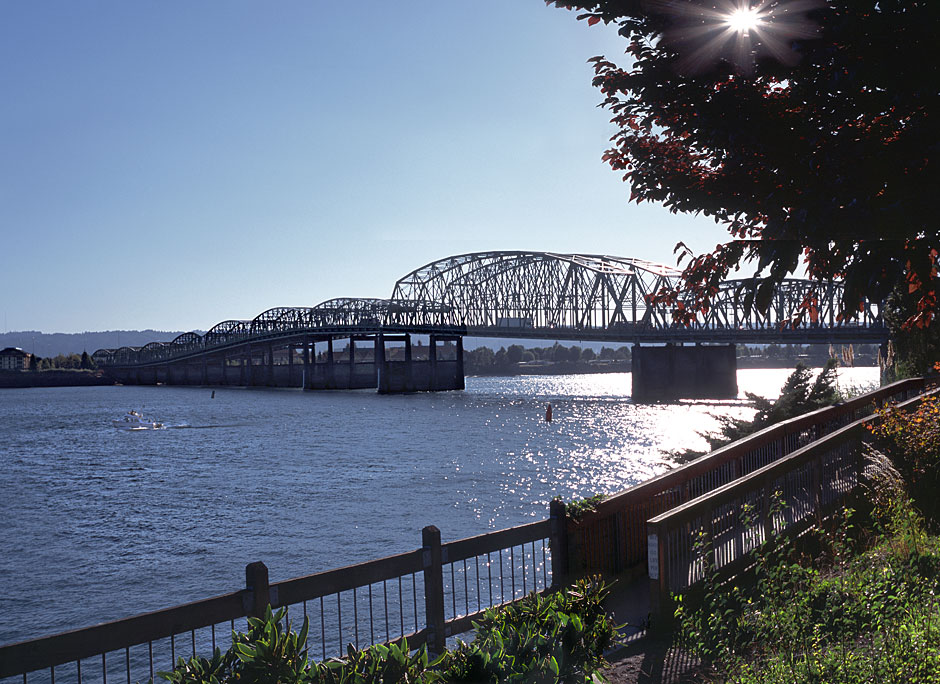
[656,0,823,74]
[726,6,763,33]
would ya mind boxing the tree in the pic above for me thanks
[551,1,939,335]
[80,350,96,370]
[506,344,525,365]
[674,359,842,461]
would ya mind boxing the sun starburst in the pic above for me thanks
[651,0,824,74]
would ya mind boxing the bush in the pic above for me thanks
[870,395,940,525]
[675,498,940,684]
[159,579,617,684]
[443,576,617,683]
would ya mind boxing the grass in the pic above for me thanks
[675,482,940,683]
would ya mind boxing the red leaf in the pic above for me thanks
[587,15,601,26]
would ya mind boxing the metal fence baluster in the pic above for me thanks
[475,556,481,612]
[353,587,359,649]
[383,580,389,643]
[320,596,326,661]
[511,546,516,599]
[368,583,374,645]
[499,549,504,603]
[463,559,469,615]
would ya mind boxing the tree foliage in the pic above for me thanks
[551,0,939,329]
[870,395,940,524]
[672,359,842,462]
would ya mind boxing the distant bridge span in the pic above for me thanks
[93,252,887,393]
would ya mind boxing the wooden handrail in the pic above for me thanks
[645,385,940,605]
[443,520,551,564]
[579,377,922,525]
[272,549,424,608]
[0,590,246,678]
[648,385,937,532]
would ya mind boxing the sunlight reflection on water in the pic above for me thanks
[0,365,880,643]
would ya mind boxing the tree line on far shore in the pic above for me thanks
[464,343,631,376]
[29,351,97,371]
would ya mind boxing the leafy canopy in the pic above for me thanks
[551,0,939,328]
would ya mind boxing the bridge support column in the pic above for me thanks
[287,343,294,385]
[348,337,356,387]
[266,344,274,387]
[378,334,465,393]
[327,338,335,388]
[455,336,465,391]
[303,336,311,390]
[429,334,438,388]
[631,344,737,402]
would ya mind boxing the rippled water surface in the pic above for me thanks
[0,368,877,644]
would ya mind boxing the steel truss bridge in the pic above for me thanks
[93,251,887,370]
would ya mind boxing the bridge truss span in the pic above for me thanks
[391,251,682,332]
[389,251,883,341]
[92,250,888,370]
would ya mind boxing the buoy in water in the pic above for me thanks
[545,403,552,422]
[211,390,215,399]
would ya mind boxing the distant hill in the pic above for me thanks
[0,331,204,358]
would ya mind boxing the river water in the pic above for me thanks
[0,367,877,647]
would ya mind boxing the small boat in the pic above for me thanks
[112,410,164,430]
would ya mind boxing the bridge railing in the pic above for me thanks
[0,520,557,684]
[646,386,940,607]
[567,378,926,577]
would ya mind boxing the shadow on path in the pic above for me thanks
[600,576,712,684]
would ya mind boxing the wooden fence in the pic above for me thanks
[646,385,940,610]
[1,377,926,683]
[0,518,562,684]
[565,378,926,577]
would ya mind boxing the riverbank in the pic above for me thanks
[0,369,113,388]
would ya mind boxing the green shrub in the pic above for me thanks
[675,498,940,684]
[313,639,436,684]
[159,579,617,684]
[160,606,311,684]
[442,576,617,683]
[870,395,940,525]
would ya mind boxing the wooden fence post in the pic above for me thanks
[549,499,569,589]
[422,526,446,654]
[245,562,270,618]
[646,520,670,628]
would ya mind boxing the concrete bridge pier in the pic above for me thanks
[302,336,311,389]
[306,336,377,390]
[206,353,225,385]
[631,343,737,402]
[377,334,465,393]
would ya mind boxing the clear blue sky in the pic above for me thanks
[1,1,726,334]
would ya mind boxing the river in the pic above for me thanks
[0,367,878,647]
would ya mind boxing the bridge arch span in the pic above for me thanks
[390,251,681,331]
[205,320,251,348]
